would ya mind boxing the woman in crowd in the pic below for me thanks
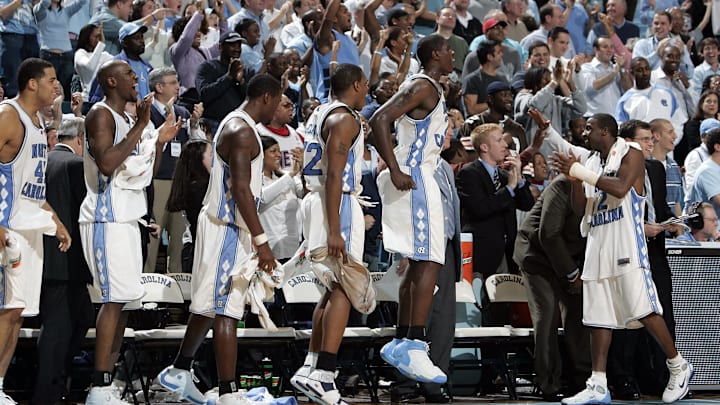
[258,136,304,262]
[74,23,114,111]
[236,18,272,76]
[166,140,212,272]
[130,0,172,68]
[379,26,418,78]
[679,90,720,165]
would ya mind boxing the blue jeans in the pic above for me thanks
[41,49,74,99]
[1,33,40,98]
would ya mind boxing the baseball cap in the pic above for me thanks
[219,31,243,44]
[118,22,148,41]
[700,118,720,136]
[482,18,508,34]
[487,81,511,95]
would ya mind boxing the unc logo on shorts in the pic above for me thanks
[417,247,426,254]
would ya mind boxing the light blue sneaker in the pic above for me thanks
[561,379,611,405]
[393,339,447,384]
[157,366,208,405]
[380,338,403,367]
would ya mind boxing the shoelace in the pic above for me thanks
[190,368,200,384]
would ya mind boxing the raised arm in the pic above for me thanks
[316,0,342,53]
[86,95,153,176]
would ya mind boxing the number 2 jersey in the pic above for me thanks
[0,99,55,232]
[303,100,364,196]
[581,137,650,280]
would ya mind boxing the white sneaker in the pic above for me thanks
[291,364,320,401]
[663,360,694,403]
[216,391,252,405]
[157,365,208,405]
[380,338,402,367]
[304,369,350,405]
[394,339,447,384]
[85,385,133,405]
[0,391,17,405]
[561,380,611,405]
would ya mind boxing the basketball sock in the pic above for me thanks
[304,352,318,368]
[173,354,193,371]
[395,325,409,339]
[591,371,607,387]
[667,353,684,366]
[93,370,113,387]
[0,376,4,391]
[218,380,238,396]
[316,351,337,372]
[407,326,426,341]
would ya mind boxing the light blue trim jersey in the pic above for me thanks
[0,100,52,230]
[203,110,264,231]
[79,102,147,224]
[302,101,364,196]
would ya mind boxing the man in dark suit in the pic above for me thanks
[145,67,203,273]
[456,122,534,325]
[607,119,680,399]
[34,117,95,405]
[513,175,591,400]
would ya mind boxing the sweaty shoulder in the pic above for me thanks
[0,104,26,164]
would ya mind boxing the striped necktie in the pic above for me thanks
[493,169,502,191]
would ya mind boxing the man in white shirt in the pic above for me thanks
[631,10,694,77]
[650,45,696,140]
[616,57,680,127]
[280,0,317,48]
[690,37,720,99]
[581,36,632,116]
[520,3,575,57]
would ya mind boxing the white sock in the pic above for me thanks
[667,353,684,367]
[591,371,607,387]
[304,352,318,368]
[0,376,4,391]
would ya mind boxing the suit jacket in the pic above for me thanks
[151,103,192,180]
[456,159,535,276]
[645,159,675,273]
[43,145,91,283]
[513,175,586,279]
[436,159,463,281]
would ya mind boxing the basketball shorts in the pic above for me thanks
[0,229,44,316]
[377,165,445,265]
[582,267,663,329]
[80,221,144,304]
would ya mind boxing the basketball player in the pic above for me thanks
[368,34,454,383]
[156,74,282,405]
[553,114,693,405]
[82,60,180,404]
[0,58,71,405]
[289,63,372,405]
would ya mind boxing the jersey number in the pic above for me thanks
[597,190,608,211]
[34,161,45,183]
[303,143,323,176]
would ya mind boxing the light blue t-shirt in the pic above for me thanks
[686,159,720,219]
[127,57,150,98]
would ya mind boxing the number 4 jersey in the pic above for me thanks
[0,100,55,232]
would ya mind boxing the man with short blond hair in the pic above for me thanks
[650,118,684,216]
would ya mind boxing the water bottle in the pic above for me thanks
[4,235,21,268]
[261,357,273,389]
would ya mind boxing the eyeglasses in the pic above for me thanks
[633,136,654,143]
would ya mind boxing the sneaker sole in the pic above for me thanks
[394,351,447,384]
[158,372,207,405]
[305,384,348,405]
[291,377,322,403]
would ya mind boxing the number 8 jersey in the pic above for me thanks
[302,101,364,195]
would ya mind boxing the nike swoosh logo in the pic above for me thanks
[679,379,686,389]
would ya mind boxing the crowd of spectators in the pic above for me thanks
[3,0,720,400]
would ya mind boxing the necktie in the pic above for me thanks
[493,169,502,191]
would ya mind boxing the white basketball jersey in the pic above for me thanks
[0,100,54,231]
[393,74,448,169]
[582,138,650,280]
[256,123,304,171]
[203,109,264,230]
[80,102,147,224]
[302,101,363,194]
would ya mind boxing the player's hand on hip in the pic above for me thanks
[390,170,416,191]
[328,232,348,264]
[256,243,276,274]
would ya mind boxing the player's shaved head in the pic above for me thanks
[97,60,128,89]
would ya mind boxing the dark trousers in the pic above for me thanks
[33,281,94,404]
[40,50,74,101]
[523,269,591,394]
[1,33,40,98]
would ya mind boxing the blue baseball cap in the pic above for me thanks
[119,22,148,41]
[700,118,720,136]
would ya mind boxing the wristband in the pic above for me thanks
[374,50,383,55]
[253,233,269,246]
[569,162,600,186]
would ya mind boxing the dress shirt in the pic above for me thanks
[580,58,623,116]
